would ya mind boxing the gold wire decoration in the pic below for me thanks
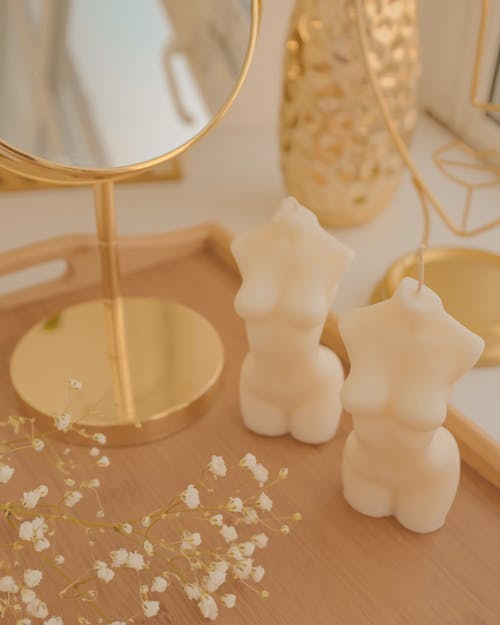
[355,0,500,367]
[354,0,500,242]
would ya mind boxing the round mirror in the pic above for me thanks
[0,0,257,181]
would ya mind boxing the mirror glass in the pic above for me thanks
[0,0,252,169]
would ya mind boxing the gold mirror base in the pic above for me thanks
[372,247,500,367]
[10,297,224,446]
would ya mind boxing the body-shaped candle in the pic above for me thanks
[339,277,484,533]
[232,197,353,444]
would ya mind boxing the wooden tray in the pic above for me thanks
[0,224,499,624]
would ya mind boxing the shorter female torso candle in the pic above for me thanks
[232,197,353,444]
[339,277,484,533]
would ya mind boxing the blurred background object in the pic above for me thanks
[280,0,419,227]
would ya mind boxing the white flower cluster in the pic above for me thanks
[110,548,145,571]
[19,517,50,552]
[0,569,60,622]
[238,453,270,486]
[0,421,296,625]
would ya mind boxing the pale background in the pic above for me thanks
[1,0,499,440]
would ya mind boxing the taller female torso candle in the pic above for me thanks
[232,197,353,444]
[339,277,484,533]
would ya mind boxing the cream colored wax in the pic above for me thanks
[231,197,354,444]
[339,277,484,533]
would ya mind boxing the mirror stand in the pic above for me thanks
[10,181,224,446]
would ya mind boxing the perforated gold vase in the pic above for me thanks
[280,0,419,227]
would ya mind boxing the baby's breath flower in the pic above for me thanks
[239,541,255,557]
[151,576,168,593]
[184,583,201,601]
[69,378,83,390]
[109,622,126,625]
[89,447,100,457]
[241,507,259,525]
[221,593,236,608]
[120,523,133,535]
[239,453,257,469]
[210,560,229,574]
[251,565,265,583]
[26,598,48,619]
[181,484,200,509]
[220,524,238,543]
[54,555,64,565]
[251,463,269,486]
[251,533,269,549]
[226,545,243,561]
[126,551,145,571]
[226,496,243,513]
[181,531,201,551]
[94,561,115,584]
[143,540,154,557]
[280,524,290,535]
[32,438,45,452]
[232,558,254,580]
[202,576,218,593]
[142,600,160,618]
[110,549,128,568]
[17,619,31,625]
[208,455,227,478]
[35,537,50,552]
[204,567,226,591]
[64,478,75,487]
[141,516,152,528]
[209,514,223,526]
[22,486,47,509]
[64,491,83,508]
[54,412,72,432]
[87,478,100,489]
[0,463,14,483]
[19,517,49,552]
[93,433,107,445]
[256,492,273,512]
[24,569,42,588]
[293,512,302,521]
[21,588,36,604]
[279,467,289,479]
[198,594,218,621]
[97,456,110,468]
[0,575,19,593]
[19,521,33,541]
[44,616,64,625]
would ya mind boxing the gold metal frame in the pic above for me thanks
[4,0,262,445]
[0,159,182,192]
[353,0,500,366]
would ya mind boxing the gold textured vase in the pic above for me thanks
[280,0,419,227]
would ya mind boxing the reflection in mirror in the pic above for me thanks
[0,0,252,169]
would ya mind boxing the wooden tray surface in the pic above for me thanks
[0,225,499,625]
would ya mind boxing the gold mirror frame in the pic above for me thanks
[0,0,261,186]
[5,0,262,446]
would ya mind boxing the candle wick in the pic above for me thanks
[417,244,426,293]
